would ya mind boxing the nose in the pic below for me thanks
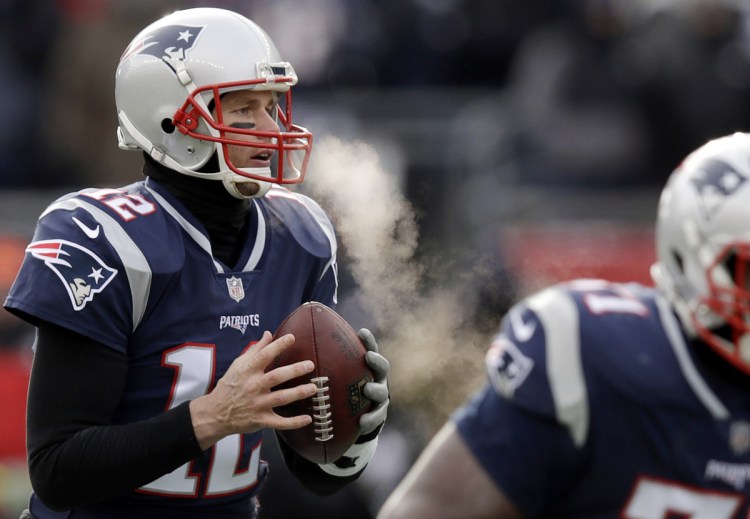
[256,108,280,134]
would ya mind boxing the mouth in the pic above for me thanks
[225,142,275,170]
[250,149,273,165]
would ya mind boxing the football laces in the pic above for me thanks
[311,376,333,442]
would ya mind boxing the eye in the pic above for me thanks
[233,106,253,116]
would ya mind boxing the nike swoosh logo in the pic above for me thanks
[72,217,101,239]
[509,307,536,342]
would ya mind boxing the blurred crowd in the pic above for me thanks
[3,0,750,190]
[3,0,750,517]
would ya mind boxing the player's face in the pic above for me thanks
[718,246,750,290]
[735,258,750,292]
[214,89,280,169]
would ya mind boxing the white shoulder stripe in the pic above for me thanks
[243,202,266,271]
[43,198,151,332]
[655,294,729,419]
[527,287,589,447]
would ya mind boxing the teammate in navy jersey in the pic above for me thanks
[4,8,389,519]
[378,132,750,519]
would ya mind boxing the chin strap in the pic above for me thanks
[219,162,273,199]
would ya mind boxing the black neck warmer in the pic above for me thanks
[142,153,251,267]
[689,324,750,391]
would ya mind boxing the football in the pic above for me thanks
[269,302,374,464]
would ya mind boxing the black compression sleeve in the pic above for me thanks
[27,323,204,511]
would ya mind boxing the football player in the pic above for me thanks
[378,132,750,518]
[5,8,389,519]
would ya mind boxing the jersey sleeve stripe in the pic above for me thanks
[528,288,590,447]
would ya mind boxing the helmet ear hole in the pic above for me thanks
[161,118,176,134]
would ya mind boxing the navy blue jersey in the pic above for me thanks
[455,279,750,518]
[5,179,338,517]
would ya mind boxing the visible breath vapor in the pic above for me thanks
[304,136,492,430]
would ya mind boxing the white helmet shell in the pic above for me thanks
[652,132,750,374]
[115,7,312,198]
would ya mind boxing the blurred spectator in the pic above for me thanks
[325,0,562,89]
[6,0,750,191]
[0,0,66,188]
[504,0,750,187]
[626,0,750,180]
[0,235,33,518]
[0,236,33,350]
[41,0,176,188]
[248,0,349,88]
[504,0,651,186]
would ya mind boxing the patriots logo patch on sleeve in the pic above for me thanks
[27,240,117,311]
[486,336,534,399]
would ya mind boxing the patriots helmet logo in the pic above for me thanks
[120,24,205,63]
[690,158,747,220]
[27,240,117,311]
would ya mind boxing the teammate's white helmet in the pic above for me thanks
[652,132,750,375]
[115,7,312,198]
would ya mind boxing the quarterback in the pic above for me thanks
[379,133,750,518]
[5,8,389,519]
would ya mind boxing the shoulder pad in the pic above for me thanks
[262,187,337,260]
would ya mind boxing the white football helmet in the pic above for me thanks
[652,132,750,375]
[115,7,312,198]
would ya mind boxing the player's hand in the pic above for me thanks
[190,331,318,450]
[357,328,390,437]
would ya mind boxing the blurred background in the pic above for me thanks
[3,0,750,517]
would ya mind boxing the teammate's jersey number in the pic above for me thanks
[138,343,261,497]
[562,282,746,517]
[623,477,741,518]
[570,280,650,317]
